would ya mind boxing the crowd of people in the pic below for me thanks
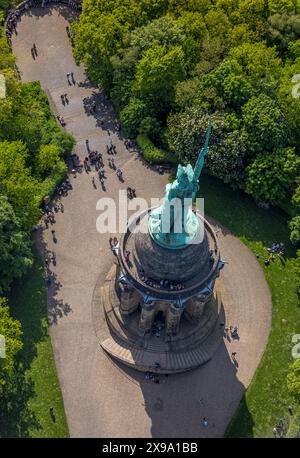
[273,415,291,438]
[5,1,82,43]
[255,242,286,266]
[127,187,136,199]
[137,267,185,291]
[5,8,20,40]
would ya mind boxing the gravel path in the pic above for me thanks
[11,6,272,438]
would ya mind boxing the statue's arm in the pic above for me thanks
[193,122,212,181]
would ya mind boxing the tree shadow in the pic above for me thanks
[34,232,73,326]
[2,249,49,436]
[24,4,79,22]
[8,249,49,371]
[1,233,71,437]
[82,89,120,136]
[200,174,295,258]
[0,370,41,438]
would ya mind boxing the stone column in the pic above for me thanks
[166,303,183,336]
[139,300,156,332]
[184,294,208,322]
[119,283,140,315]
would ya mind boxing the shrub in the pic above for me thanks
[289,216,300,245]
[137,134,177,164]
[287,357,300,401]
[0,298,23,394]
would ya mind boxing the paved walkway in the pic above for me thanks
[12,6,272,438]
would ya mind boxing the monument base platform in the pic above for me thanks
[93,265,225,374]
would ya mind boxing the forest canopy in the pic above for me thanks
[73,0,300,243]
[0,16,75,293]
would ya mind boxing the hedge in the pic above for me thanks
[136,134,177,165]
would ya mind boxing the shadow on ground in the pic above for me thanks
[1,238,71,437]
[200,174,294,257]
[2,250,48,436]
[35,231,72,326]
[0,371,41,437]
[25,4,78,22]
[106,341,253,438]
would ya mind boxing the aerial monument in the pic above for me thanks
[95,124,225,373]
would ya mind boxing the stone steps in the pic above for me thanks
[101,335,212,374]
[103,286,145,347]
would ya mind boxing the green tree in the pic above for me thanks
[0,298,23,394]
[138,116,162,141]
[242,94,288,153]
[267,13,300,53]
[294,249,300,298]
[133,44,186,110]
[130,15,186,52]
[287,357,300,401]
[0,141,42,230]
[278,62,300,149]
[200,59,254,109]
[206,130,247,188]
[167,107,226,163]
[36,144,61,178]
[246,147,300,204]
[48,131,75,160]
[168,0,212,15]
[120,98,147,138]
[229,42,282,86]
[233,0,268,34]
[0,196,32,294]
[289,216,300,245]
[268,0,298,14]
[292,185,300,209]
[110,46,139,111]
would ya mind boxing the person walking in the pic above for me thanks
[51,230,57,244]
[202,417,208,427]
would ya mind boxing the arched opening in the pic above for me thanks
[152,310,165,337]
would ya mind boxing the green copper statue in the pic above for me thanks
[149,122,212,249]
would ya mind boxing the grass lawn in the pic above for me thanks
[0,250,68,438]
[200,174,299,437]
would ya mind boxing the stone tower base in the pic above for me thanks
[93,265,225,374]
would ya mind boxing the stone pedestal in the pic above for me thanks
[98,210,224,374]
